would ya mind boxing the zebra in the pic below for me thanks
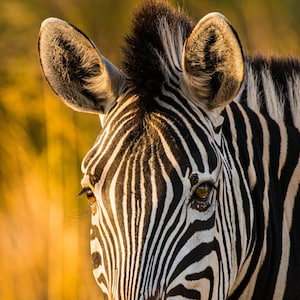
[38,1,300,299]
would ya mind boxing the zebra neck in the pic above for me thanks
[224,93,300,298]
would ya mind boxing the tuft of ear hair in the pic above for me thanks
[38,18,126,114]
[182,12,244,110]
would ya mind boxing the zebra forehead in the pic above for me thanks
[122,1,193,106]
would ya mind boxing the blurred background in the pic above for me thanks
[1,0,300,299]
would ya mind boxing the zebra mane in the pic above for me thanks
[242,55,300,130]
[122,1,193,107]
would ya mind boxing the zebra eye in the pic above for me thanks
[191,182,212,212]
[79,187,96,204]
[86,189,96,204]
[79,187,98,216]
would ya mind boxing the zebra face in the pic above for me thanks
[39,1,246,299]
[80,97,229,299]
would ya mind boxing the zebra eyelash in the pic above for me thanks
[189,173,217,190]
[78,186,91,197]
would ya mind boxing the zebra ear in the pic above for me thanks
[38,18,126,114]
[182,13,244,110]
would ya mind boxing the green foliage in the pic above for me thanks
[1,0,300,299]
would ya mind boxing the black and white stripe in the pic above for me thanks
[39,1,300,299]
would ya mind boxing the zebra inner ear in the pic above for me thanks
[182,13,244,110]
[38,17,126,114]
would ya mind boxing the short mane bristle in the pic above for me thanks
[122,0,193,109]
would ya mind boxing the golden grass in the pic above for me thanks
[0,80,104,299]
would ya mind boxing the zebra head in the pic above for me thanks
[39,2,248,299]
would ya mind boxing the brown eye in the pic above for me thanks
[195,183,211,200]
[86,189,96,204]
[191,182,212,212]
[79,187,96,204]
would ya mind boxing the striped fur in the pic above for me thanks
[39,1,300,299]
[82,52,300,300]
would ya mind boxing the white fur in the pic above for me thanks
[243,63,262,112]
[261,68,285,122]
[287,73,300,131]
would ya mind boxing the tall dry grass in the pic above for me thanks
[0,77,104,299]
